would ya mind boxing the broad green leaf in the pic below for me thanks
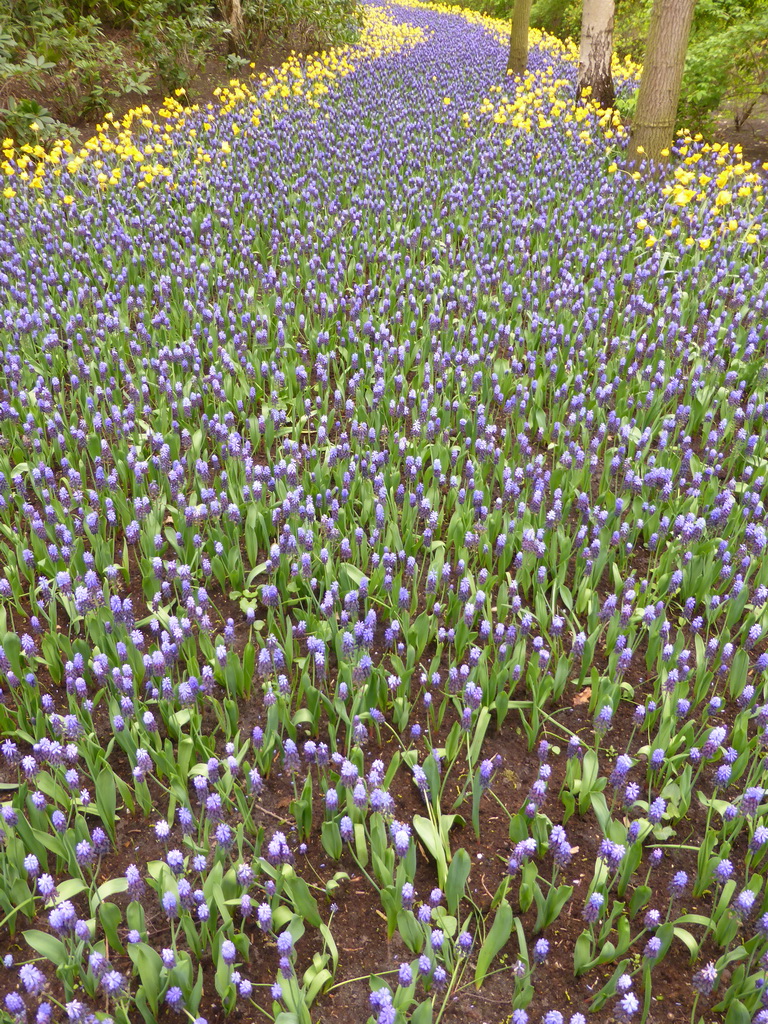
[573,930,592,975]
[319,922,338,972]
[128,943,163,1013]
[412,814,448,887]
[673,926,700,963]
[285,876,322,928]
[724,1001,751,1024]
[96,876,128,903]
[445,847,471,915]
[23,928,67,965]
[411,998,433,1024]
[474,900,514,987]
[321,820,342,860]
[99,901,124,953]
[95,767,117,839]
[629,885,651,918]
[304,965,332,1005]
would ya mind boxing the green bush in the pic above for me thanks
[0,96,78,145]
[613,0,653,60]
[679,3,768,131]
[243,0,362,50]
[133,0,223,95]
[530,0,580,39]
[0,2,153,121]
[0,0,363,144]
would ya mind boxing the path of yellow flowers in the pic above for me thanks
[1,4,424,200]
[1,0,765,252]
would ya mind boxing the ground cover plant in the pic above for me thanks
[0,2,768,1021]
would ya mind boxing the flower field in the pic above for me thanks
[0,1,767,1022]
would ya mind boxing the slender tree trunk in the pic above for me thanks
[222,0,245,52]
[629,0,697,164]
[507,0,534,75]
[579,0,615,108]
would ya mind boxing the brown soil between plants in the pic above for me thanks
[0,650,736,1024]
[713,96,768,165]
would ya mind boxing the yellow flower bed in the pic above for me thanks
[1,4,425,196]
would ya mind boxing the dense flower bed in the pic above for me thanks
[0,2,767,1023]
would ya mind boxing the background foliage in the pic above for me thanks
[0,0,362,144]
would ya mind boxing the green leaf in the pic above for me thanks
[190,964,204,1014]
[354,821,369,868]
[134,988,156,1024]
[445,847,471,915]
[319,922,339,972]
[412,814,448,888]
[23,929,68,965]
[127,901,146,934]
[673,926,700,963]
[474,900,514,987]
[321,820,342,860]
[341,562,367,586]
[95,767,117,840]
[215,943,233,1002]
[411,998,433,1024]
[128,943,163,1013]
[2,632,22,674]
[397,910,424,953]
[55,878,88,905]
[534,883,572,934]
[724,1000,751,1024]
[595,940,617,966]
[471,771,483,839]
[629,885,651,918]
[304,963,332,1006]
[285,876,322,928]
[211,882,232,927]
[573,930,592,974]
[95,876,129,903]
[30,828,64,859]
[100,901,124,953]
[14,813,47,865]
[468,706,491,766]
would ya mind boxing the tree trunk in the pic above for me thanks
[629,0,697,164]
[507,0,534,76]
[222,0,245,52]
[578,0,615,108]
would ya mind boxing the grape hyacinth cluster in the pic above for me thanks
[0,0,767,1021]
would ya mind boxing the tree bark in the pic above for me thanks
[578,0,615,108]
[629,0,697,164]
[222,0,245,52]
[508,0,534,76]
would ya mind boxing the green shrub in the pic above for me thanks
[0,0,364,144]
[0,2,153,122]
[133,0,223,95]
[613,0,653,60]
[0,52,56,104]
[679,5,768,131]
[0,96,77,145]
[530,0,580,39]
[242,0,362,52]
